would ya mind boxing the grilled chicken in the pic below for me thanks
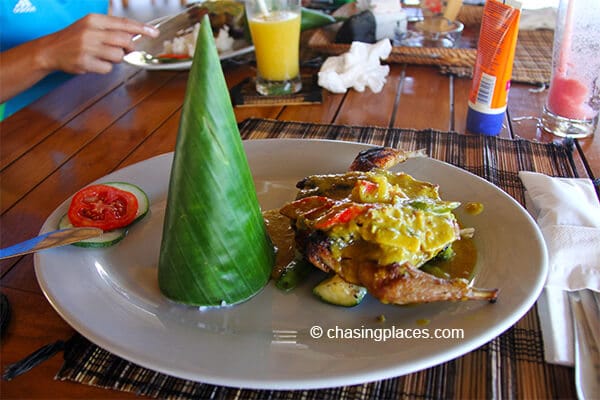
[305,231,497,304]
[348,147,426,172]
[280,146,498,305]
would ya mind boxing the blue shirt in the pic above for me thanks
[1,0,109,119]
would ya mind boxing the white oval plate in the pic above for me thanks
[35,139,547,390]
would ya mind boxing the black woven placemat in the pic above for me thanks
[54,118,578,399]
[231,75,322,107]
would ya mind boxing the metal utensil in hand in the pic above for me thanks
[0,228,103,260]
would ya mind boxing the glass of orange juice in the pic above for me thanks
[245,0,302,96]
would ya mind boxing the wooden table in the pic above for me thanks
[1,55,598,398]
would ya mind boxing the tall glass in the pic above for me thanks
[245,0,302,96]
[541,0,600,138]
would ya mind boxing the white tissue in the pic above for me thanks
[519,171,600,291]
[519,171,600,366]
[318,39,392,94]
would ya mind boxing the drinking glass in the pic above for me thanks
[541,0,600,138]
[245,0,302,96]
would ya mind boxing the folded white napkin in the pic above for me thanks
[318,39,392,94]
[519,171,600,366]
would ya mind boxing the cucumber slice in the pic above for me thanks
[101,182,150,223]
[275,257,314,291]
[58,214,127,248]
[313,274,367,307]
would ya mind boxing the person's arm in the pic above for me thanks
[0,13,159,103]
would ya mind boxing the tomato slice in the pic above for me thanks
[68,184,139,231]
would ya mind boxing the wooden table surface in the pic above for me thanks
[1,54,598,398]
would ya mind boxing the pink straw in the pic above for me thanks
[557,0,575,76]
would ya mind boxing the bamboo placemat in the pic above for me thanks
[53,118,577,399]
[307,5,478,68]
[308,4,553,84]
[512,30,553,84]
[441,29,553,84]
[230,75,322,107]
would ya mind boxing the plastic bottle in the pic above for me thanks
[466,0,522,136]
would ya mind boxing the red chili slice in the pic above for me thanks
[67,184,139,231]
[357,179,378,194]
[313,204,370,230]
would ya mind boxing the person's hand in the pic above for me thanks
[37,13,159,75]
[0,14,160,105]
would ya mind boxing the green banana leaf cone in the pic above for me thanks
[158,15,274,306]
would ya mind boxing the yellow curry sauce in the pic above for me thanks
[294,170,463,271]
[264,171,480,283]
[422,235,477,280]
[465,201,484,216]
[264,208,477,282]
[263,209,296,279]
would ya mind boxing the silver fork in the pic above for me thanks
[569,289,600,400]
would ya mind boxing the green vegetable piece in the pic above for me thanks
[158,16,274,307]
[301,7,337,31]
[421,245,455,279]
[313,274,367,307]
[434,245,456,261]
[276,257,314,291]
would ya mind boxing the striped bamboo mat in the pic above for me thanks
[230,75,323,107]
[440,29,553,84]
[55,118,577,399]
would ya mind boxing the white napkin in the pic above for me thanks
[318,39,392,94]
[519,171,600,366]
